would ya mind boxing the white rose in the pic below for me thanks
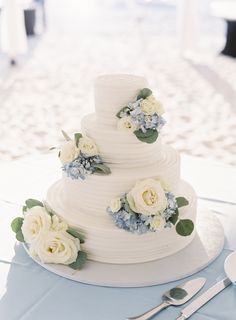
[148,95,165,115]
[51,215,68,232]
[32,231,80,265]
[141,95,165,116]
[150,215,165,231]
[117,116,138,133]
[141,99,156,115]
[79,136,98,156]
[60,140,80,164]
[110,197,121,213]
[22,206,52,244]
[127,179,167,216]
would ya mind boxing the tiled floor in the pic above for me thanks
[0,0,235,165]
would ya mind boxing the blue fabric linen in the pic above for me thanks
[0,175,236,319]
[0,242,235,319]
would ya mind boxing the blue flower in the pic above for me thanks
[63,154,104,180]
[108,191,178,234]
[161,192,178,220]
[108,207,150,234]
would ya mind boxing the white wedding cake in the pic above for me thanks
[46,74,197,265]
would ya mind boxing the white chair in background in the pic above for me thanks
[0,0,28,65]
[177,0,199,56]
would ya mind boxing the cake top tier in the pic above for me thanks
[94,74,148,124]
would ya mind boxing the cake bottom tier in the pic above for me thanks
[46,180,197,264]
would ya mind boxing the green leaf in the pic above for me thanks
[58,151,61,158]
[67,228,85,244]
[176,197,189,208]
[74,133,83,147]
[11,217,24,233]
[134,129,158,144]
[176,219,194,237]
[116,106,130,119]
[168,209,179,225]
[137,88,152,100]
[22,205,27,213]
[43,203,54,217]
[61,130,71,141]
[25,199,44,209]
[69,251,87,270]
[124,197,136,215]
[169,287,188,300]
[16,229,25,242]
[93,164,111,175]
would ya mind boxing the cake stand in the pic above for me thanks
[23,206,224,287]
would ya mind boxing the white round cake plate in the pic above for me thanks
[23,207,224,288]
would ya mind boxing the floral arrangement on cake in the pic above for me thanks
[116,88,166,144]
[107,178,194,236]
[11,199,87,270]
[55,130,111,180]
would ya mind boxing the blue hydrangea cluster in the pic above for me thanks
[162,192,178,219]
[120,99,166,133]
[108,192,178,234]
[63,154,103,180]
[107,208,150,234]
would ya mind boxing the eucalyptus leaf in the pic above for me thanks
[116,106,130,118]
[25,199,44,209]
[11,217,24,233]
[43,202,54,217]
[176,219,194,237]
[124,198,135,215]
[134,129,158,144]
[61,130,71,141]
[93,163,111,175]
[16,229,25,242]
[168,209,179,225]
[170,287,188,300]
[67,228,85,244]
[74,133,83,147]
[69,251,87,270]
[176,197,189,208]
[137,88,152,100]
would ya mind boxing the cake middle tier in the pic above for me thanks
[81,113,162,168]
[46,180,197,264]
[60,145,180,222]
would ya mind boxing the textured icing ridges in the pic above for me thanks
[46,180,197,264]
[81,113,163,168]
[94,74,148,121]
[45,74,198,265]
[61,145,181,220]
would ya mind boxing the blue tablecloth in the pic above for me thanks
[0,155,236,320]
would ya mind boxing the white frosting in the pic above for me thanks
[45,74,198,265]
[60,145,180,222]
[46,180,197,264]
[81,113,162,168]
[94,74,148,126]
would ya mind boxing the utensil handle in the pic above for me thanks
[127,301,170,320]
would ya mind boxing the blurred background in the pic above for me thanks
[0,0,235,165]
